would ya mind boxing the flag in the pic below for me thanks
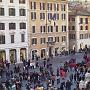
[52,13,56,20]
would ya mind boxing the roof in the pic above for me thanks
[69,11,90,16]
[68,0,90,16]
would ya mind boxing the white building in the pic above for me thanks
[0,0,29,63]
[69,11,90,52]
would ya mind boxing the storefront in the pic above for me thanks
[20,48,27,61]
[10,49,16,63]
[0,50,5,61]
[41,49,45,58]
[32,50,37,60]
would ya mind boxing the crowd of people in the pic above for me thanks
[0,53,90,90]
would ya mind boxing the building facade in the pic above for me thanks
[69,12,90,52]
[0,0,29,63]
[29,0,69,60]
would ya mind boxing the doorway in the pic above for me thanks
[32,50,37,60]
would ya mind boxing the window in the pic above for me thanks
[20,22,26,29]
[40,3,45,10]
[0,8,4,16]
[56,26,58,32]
[72,18,75,21]
[9,23,16,30]
[53,21,56,26]
[85,18,88,24]
[11,35,14,43]
[85,26,88,30]
[0,23,5,30]
[69,34,75,39]
[48,13,52,20]
[80,26,83,30]
[47,3,52,11]
[80,18,83,24]
[72,26,75,30]
[68,26,71,30]
[19,0,25,4]
[21,34,25,42]
[48,26,53,32]
[32,26,35,33]
[52,13,59,20]
[32,38,37,45]
[31,12,36,20]
[62,36,66,42]
[40,26,45,33]
[69,17,70,21]
[0,35,5,44]
[40,13,45,20]
[80,34,83,39]
[61,4,66,11]
[54,4,59,11]
[61,13,66,20]
[48,37,53,42]
[40,38,46,44]
[55,37,59,42]
[9,8,15,16]
[19,9,26,16]
[85,33,88,39]
[62,25,66,32]
[31,2,36,10]
[10,0,13,3]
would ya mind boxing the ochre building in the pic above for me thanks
[29,0,69,60]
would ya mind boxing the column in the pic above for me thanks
[26,48,29,60]
[46,48,49,59]
[16,48,20,63]
[30,50,32,60]
[52,48,55,56]
[6,49,10,63]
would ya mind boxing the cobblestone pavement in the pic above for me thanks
[0,52,89,90]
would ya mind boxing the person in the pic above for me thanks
[14,65,17,73]
[26,82,31,90]
[69,73,73,82]
[5,60,10,69]
[74,73,77,82]
[10,70,13,78]
[15,79,22,90]
[57,67,59,76]
[65,80,72,90]
[79,79,85,90]
[43,60,46,67]
[60,69,66,79]
[36,61,39,68]
[60,82,64,90]
[73,88,76,90]
[5,80,12,90]
[27,59,30,67]
[0,83,5,90]
[86,81,90,90]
